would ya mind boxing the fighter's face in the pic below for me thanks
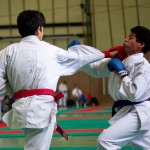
[123,32,143,56]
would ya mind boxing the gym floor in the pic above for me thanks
[0,106,132,150]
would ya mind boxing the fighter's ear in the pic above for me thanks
[138,42,145,53]
[39,26,43,32]
[139,42,145,49]
[35,26,41,36]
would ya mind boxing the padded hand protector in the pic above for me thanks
[107,58,128,78]
[104,46,127,60]
[67,40,80,49]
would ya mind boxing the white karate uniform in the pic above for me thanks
[0,35,105,150]
[58,83,68,107]
[72,87,83,108]
[80,53,150,150]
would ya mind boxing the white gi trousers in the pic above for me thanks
[22,117,56,150]
[97,107,150,150]
[59,92,67,107]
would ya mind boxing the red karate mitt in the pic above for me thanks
[104,46,127,61]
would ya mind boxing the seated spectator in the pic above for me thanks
[81,94,87,107]
[86,91,92,106]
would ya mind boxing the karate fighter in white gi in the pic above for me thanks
[79,26,150,150]
[0,10,118,150]
[58,81,68,107]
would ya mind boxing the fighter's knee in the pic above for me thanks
[97,134,119,150]
[97,135,105,150]
[96,137,101,150]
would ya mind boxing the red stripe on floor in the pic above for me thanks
[59,129,104,133]
[72,106,107,113]
[0,129,104,134]
[0,130,23,134]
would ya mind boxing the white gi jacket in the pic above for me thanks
[81,53,150,130]
[58,83,68,94]
[72,88,82,98]
[0,36,105,129]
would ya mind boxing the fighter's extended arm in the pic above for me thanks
[67,40,121,58]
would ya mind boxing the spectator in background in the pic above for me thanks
[86,91,92,106]
[86,92,98,106]
[72,84,83,108]
[0,96,10,122]
[81,93,87,108]
[58,81,68,107]
[1,96,9,112]
[0,97,4,121]
[91,97,99,106]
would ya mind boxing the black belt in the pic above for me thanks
[112,100,146,116]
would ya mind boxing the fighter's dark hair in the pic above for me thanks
[17,10,46,37]
[131,26,150,54]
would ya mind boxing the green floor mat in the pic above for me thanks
[57,119,110,129]
[0,146,132,150]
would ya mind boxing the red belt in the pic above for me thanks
[14,89,64,104]
[13,89,68,140]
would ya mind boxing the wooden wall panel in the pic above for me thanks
[24,0,38,10]
[92,0,112,50]
[123,0,139,33]
[68,0,82,22]
[39,0,53,23]
[138,0,150,28]
[53,0,67,23]
[9,0,24,25]
[108,0,125,46]
[0,0,9,24]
